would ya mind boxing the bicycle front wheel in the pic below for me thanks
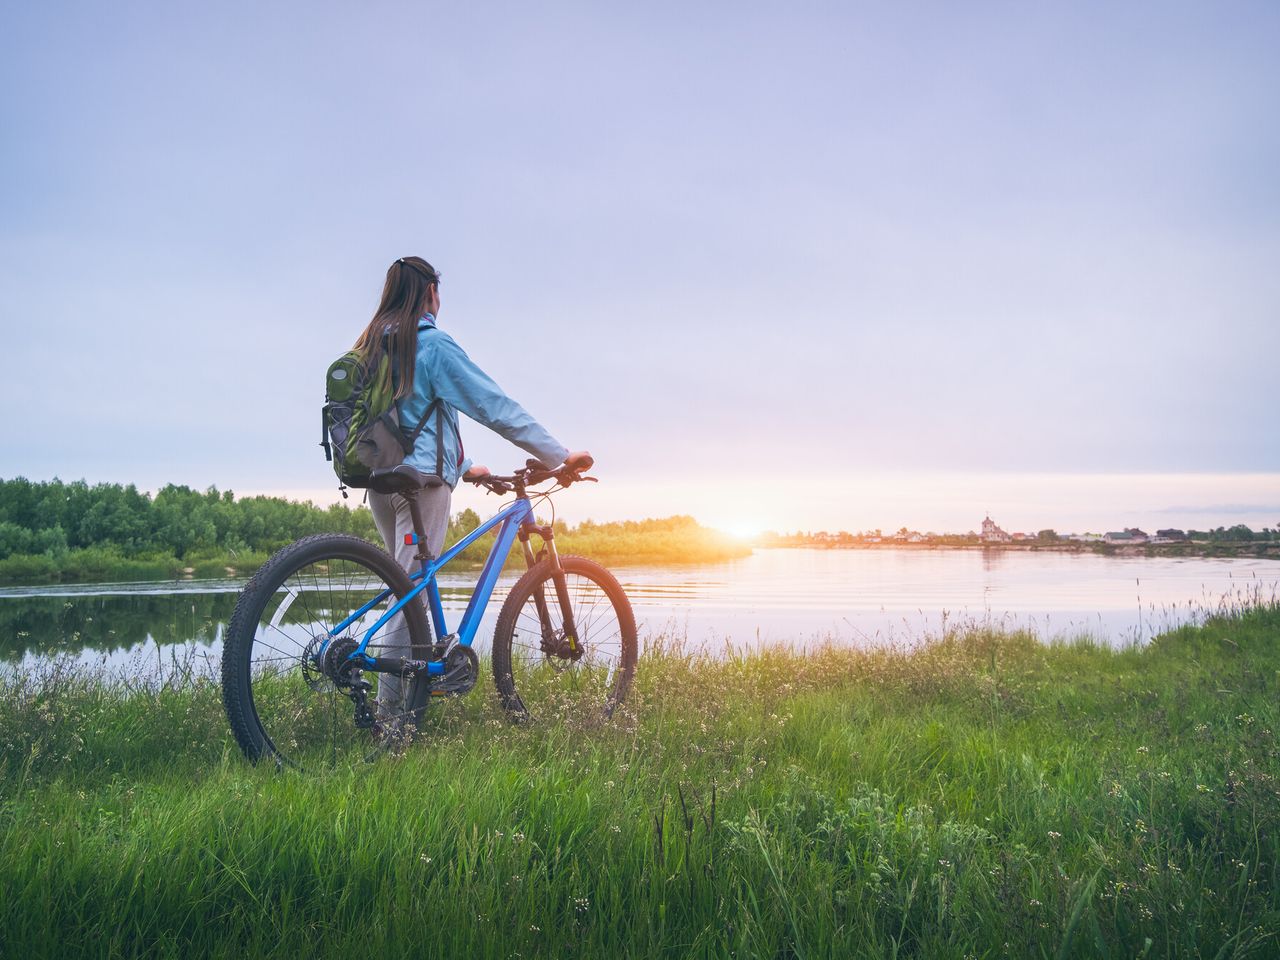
[491,555,637,722]
[221,534,432,767]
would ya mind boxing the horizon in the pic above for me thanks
[4,470,1275,541]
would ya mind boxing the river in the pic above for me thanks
[2,548,1277,675]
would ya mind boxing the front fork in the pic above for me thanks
[519,523,581,658]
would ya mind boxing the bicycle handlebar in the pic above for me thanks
[463,457,597,495]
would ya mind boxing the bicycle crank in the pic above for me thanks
[431,643,479,696]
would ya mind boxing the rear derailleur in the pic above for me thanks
[308,637,378,729]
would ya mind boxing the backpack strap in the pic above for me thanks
[403,398,445,476]
[400,318,450,477]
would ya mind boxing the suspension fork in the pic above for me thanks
[519,521,579,652]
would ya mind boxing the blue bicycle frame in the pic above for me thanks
[322,497,537,677]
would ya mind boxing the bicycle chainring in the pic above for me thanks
[433,643,480,696]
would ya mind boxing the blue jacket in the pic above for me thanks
[397,316,569,488]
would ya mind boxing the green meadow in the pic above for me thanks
[1,604,1277,958]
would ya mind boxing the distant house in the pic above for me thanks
[1104,527,1149,544]
[981,515,1011,543]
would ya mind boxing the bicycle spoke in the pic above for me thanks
[493,559,635,722]
[224,538,430,769]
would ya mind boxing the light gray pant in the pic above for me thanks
[368,485,451,715]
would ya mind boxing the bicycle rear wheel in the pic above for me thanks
[491,555,637,722]
[221,534,432,767]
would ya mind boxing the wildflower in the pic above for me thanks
[1136,746,1149,755]
[937,859,952,868]
[512,832,525,844]
[1029,899,1042,908]
[420,854,432,863]
[1196,783,1210,793]
[1047,831,1061,841]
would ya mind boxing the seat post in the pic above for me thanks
[402,490,433,568]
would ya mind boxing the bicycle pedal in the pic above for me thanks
[430,644,479,696]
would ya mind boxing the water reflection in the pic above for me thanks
[2,549,1278,673]
[0,592,237,659]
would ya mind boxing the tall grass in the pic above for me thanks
[1,603,1277,958]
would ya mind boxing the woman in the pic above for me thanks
[350,255,590,717]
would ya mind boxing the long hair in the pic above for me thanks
[352,257,440,400]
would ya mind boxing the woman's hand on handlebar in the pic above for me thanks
[564,451,593,473]
[462,453,596,493]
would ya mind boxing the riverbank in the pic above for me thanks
[0,479,749,585]
[768,538,1280,559]
[0,515,750,585]
[2,604,1276,957]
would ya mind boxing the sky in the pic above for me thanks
[2,1,1278,536]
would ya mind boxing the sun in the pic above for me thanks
[719,521,763,540]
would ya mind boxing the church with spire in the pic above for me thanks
[980,514,1011,543]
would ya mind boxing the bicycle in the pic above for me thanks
[221,458,637,767]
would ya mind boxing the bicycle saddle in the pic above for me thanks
[366,465,445,494]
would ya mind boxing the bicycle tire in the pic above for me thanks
[221,534,432,767]
[491,555,637,721]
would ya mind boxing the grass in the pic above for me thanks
[1,604,1277,958]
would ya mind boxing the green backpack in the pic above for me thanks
[320,350,442,490]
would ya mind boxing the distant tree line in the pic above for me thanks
[759,524,1279,547]
[1185,525,1280,542]
[0,478,748,584]
[0,477,380,562]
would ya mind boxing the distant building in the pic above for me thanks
[1156,528,1188,540]
[1104,527,1149,544]
[981,515,1011,543]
